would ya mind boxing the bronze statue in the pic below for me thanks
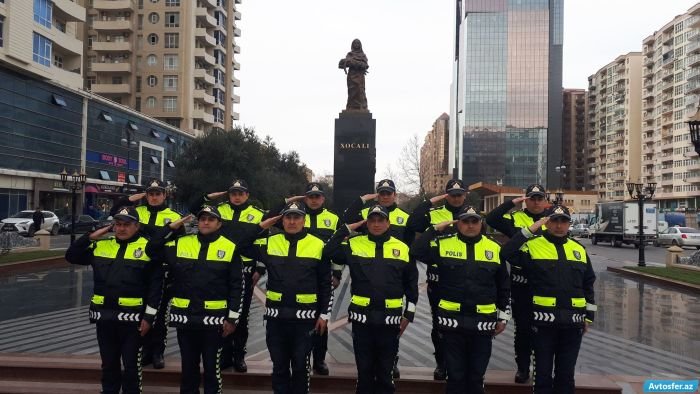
[339,39,369,111]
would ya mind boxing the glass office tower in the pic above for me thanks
[450,0,563,188]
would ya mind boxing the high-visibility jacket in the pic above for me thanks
[159,232,245,328]
[135,205,182,238]
[326,225,419,326]
[65,233,163,324]
[501,231,596,327]
[304,207,341,241]
[343,198,411,244]
[245,231,332,321]
[411,228,510,332]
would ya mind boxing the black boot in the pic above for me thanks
[313,360,329,375]
[233,356,248,373]
[514,370,530,383]
[392,356,400,379]
[141,352,153,366]
[152,353,165,369]
[433,366,446,381]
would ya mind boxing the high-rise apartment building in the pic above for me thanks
[420,113,451,196]
[562,89,587,191]
[449,0,564,188]
[86,0,241,136]
[586,53,643,201]
[0,0,86,89]
[642,4,700,211]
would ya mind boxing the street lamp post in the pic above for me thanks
[626,181,656,267]
[121,127,137,189]
[60,168,87,245]
[687,106,700,156]
[547,189,564,205]
[555,160,567,190]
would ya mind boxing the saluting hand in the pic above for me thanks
[529,216,549,234]
[260,215,282,230]
[347,220,366,232]
[430,194,448,205]
[138,319,151,337]
[285,195,305,203]
[315,318,328,336]
[89,224,113,241]
[512,196,529,205]
[360,193,378,202]
[434,220,457,232]
[129,192,146,202]
[168,214,193,230]
[398,317,410,337]
[222,320,236,338]
[207,191,227,200]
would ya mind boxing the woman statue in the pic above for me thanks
[339,39,369,111]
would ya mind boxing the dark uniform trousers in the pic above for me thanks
[426,282,443,367]
[352,323,400,394]
[511,283,532,373]
[532,325,583,394]
[226,270,254,361]
[312,320,328,364]
[266,318,316,394]
[96,321,143,394]
[441,329,492,394]
[177,327,224,394]
[145,273,170,359]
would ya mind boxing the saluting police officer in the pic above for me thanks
[411,206,510,394]
[500,205,596,394]
[190,179,266,372]
[405,179,468,380]
[111,179,182,369]
[243,201,332,394]
[343,178,411,378]
[484,183,548,383]
[326,205,419,394]
[65,206,164,394]
[267,182,341,376]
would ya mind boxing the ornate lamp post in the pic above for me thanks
[626,181,656,267]
[687,106,700,156]
[555,160,567,189]
[60,168,87,245]
[546,189,564,205]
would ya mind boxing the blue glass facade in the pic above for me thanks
[452,0,563,188]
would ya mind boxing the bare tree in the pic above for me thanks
[397,134,426,197]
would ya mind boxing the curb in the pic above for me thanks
[0,256,68,276]
[607,267,700,294]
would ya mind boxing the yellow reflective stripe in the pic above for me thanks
[92,294,105,305]
[267,290,282,301]
[205,237,236,262]
[527,237,559,260]
[385,298,403,309]
[473,237,501,264]
[349,236,376,258]
[438,235,467,259]
[296,294,317,304]
[533,296,557,307]
[382,239,409,262]
[118,297,143,307]
[204,300,227,310]
[171,297,191,308]
[571,298,586,308]
[563,241,587,263]
[239,206,264,224]
[296,235,324,259]
[351,295,371,307]
[429,207,453,225]
[267,234,291,257]
[124,237,151,262]
[389,210,409,227]
[438,299,461,312]
[476,303,496,314]
[176,235,202,259]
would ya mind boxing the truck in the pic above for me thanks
[588,201,658,247]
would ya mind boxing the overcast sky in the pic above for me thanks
[236,0,699,184]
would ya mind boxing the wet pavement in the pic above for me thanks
[0,252,698,378]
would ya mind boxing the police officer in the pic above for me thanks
[243,201,332,393]
[268,182,341,375]
[111,179,182,369]
[484,183,547,383]
[190,179,266,372]
[500,205,596,394]
[343,178,411,378]
[411,206,510,393]
[65,206,164,394]
[405,179,468,380]
[326,205,419,393]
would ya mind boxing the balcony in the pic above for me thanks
[91,83,131,94]
[233,45,241,54]
[689,29,700,42]
[195,48,216,66]
[234,28,241,37]
[92,0,133,11]
[659,80,673,92]
[194,68,216,85]
[203,0,217,8]
[688,80,700,94]
[91,41,131,52]
[233,61,240,70]
[232,111,240,121]
[195,28,216,47]
[92,19,132,32]
[53,0,86,22]
[684,173,700,182]
[686,95,699,108]
[53,67,83,89]
[232,76,240,87]
[688,40,700,54]
[232,94,240,104]
[91,62,131,73]
[51,26,83,56]
[196,8,217,28]
[234,11,242,20]
[688,54,700,67]
[194,89,216,105]
[193,109,215,124]
[689,15,700,29]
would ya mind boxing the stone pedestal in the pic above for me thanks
[333,110,376,213]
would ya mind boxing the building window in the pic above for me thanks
[164,75,178,91]
[163,96,177,112]
[150,0,159,3]
[34,0,52,28]
[147,33,158,45]
[165,0,179,5]
[0,16,4,48]
[147,75,158,87]
[32,33,52,67]
[164,33,179,48]
[138,14,143,29]
[148,12,159,24]
[136,76,142,92]
[146,96,157,108]
[147,54,157,66]
[164,12,179,28]
[135,97,142,111]
[53,55,63,68]
[164,54,178,70]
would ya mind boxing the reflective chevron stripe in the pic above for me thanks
[265,308,279,318]
[117,313,140,322]
[203,316,225,325]
[88,310,101,320]
[533,311,555,322]
[427,273,440,282]
[477,321,498,331]
[170,314,189,324]
[572,313,587,323]
[348,311,367,323]
[384,316,402,325]
[437,316,458,328]
[295,310,315,319]
[512,274,528,284]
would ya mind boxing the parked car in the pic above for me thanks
[59,215,99,234]
[569,224,590,238]
[654,226,700,249]
[1,210,60,236]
